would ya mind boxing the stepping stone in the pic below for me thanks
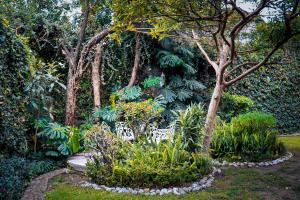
[67,154,89,172]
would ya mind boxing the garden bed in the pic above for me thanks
[80,167,221,195]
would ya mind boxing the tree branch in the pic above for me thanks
[76,28,112,78]
[192,30,218,73]
[225,32,299,86]
[74,0,90,62]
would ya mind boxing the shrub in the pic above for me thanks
[0,20,29,156]
[87,135,212,188]
[211,112,286,161]
[0,156,61,200]
[219,92,254,121]
[0,156,30,200]
[84,124,128,165]
[173,103,206,152]
[38,123,84,157]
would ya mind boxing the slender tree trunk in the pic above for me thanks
[203,78,224,150]
[128,33,141,87]
[65,73,78,125]
[92,43,102,108]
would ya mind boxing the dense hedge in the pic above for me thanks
[0,20,29,155]
[228,64,300,133]
[0,156,64,200]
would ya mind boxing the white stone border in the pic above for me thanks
[212,152,293,168]
[78,152,292,195]
[79,167,221,196]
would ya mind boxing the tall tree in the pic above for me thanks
[91,43,103,108]
[128,33,142,86]
[111,0,300,150]
[61,0,111,125]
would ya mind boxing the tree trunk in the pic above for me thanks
[203,79,223,150]
[65,74,77,125]
[128,33,141,87]
[92,43,102,108]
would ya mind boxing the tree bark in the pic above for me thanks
[65,71,78,125]
[92,43,103,108]
[203,78,224,150]
[128,33,141,87]
[62,28,111,125]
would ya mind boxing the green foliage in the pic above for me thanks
[173,103,206,152]
[119,86,142,101]
[84,124,128,164]
[0,156,30,200]
[93,106,117,123]
[219,92,254,121]
[142,76,162,88]
[87,135,212,188]
[0,156,61,200]
[0,20,29,155]
[116,99,165,138]
[25,60,66,118]
[228,63,300,133]
[155,42,206,114]
[38,123,84,157]
[211,112,286,161]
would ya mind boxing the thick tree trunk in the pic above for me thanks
[65,73,77,125]
[203,79,223,151]
[92,43,102,108]
[128,33,141,87]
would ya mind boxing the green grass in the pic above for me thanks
[279,135,300,150]
[45,136,300,200]
[45,174,259,200]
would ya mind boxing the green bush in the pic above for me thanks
[38,123,85,157]
[173,103,206,152]
[0,156,61,200]
[219,92,254,121]
[0,20,29,155]
[211,112,286,161]
[87,135,212,188]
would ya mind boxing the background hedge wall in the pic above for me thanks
[227,63,300,133]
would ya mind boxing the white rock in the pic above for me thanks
[160,188,168,195]
[138,189,144,193]
[192,182,199,188]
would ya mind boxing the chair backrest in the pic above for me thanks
[115,122,135,141]
[115,122,175,143]
[147,123,175,143]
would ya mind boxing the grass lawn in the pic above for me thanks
[45,136,300,200]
